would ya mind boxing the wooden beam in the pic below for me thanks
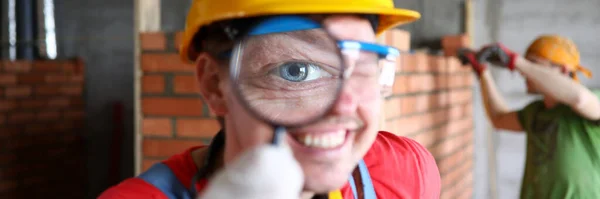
[133,0,161,175]
[137,0,161,32]
[465,0,474,48]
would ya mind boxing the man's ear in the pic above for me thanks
[196,53,228,116]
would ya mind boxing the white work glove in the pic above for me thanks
[198,143,304,199]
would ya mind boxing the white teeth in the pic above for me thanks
[294,130,346,148]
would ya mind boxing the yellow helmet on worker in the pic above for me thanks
[525,34,592,81]
[179,0,421,62]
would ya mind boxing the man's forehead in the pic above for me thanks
[526,54,563,68]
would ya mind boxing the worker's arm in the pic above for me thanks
[513,56,600,120]
[478,70,523,131]
[457,48,523,132]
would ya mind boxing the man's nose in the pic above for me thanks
[330,81,359,115]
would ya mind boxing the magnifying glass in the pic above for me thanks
[226,15,402,145]
[227,16,345,145]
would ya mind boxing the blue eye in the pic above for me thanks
[276,62,331,82]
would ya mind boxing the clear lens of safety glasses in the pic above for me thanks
[229,16,345,128]
[338,41,401,98]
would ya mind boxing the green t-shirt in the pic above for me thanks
[517,90,600,199]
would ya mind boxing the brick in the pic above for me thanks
[386,29,411,51]
[142,118,173,137]
[37,111,60,121]
[32,60,69,72]
[45,74,69,83]
[18,74,46,84]
[449,89,472,105]
[446,57,464,73]
[140,32,167,50]
[392,107,455,136]
[142,75,165,94]
[435,74,449,90]
[34,86,60,96]
[401,52,429,72]
[0,127,19,139]
[64,111,84,120]
[392,76,408,94]
[0,74,17,85]
[427,55,446,72]
[20,99,47,109]
[383,98,401,119]
[0,153,16,164]
[442,34,471,57]
[176,119,220,138]
[173,75,199,94]
[5,86,31,98]
[0,181,18,192]
[2,61,32,72]
[430,130,473,159]
[23,176,45,186]
[59,85,83,96]
[0,100,17,111]
[414,128,439,148]
[417,118,472,150]
[457,176,474,199]
[142,159,163,172]
[26,124,52,134]
[143,139,204,157]
[8,112,35,124]
[141,54,195,72]
[48,98,70,108]
[436,142,473,174]
[70,75,84,83]
[70,97,85,108]
[142,98,204,116]
[406,74,436,93]
[447,74,470,88]
[441,158,472,191]
[174,32,185,50]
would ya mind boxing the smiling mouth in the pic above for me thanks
[289,130,349,149]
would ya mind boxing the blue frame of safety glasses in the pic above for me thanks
[218,15,400,60]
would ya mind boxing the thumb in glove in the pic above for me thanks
[477,43,518,70]
[457,48,487,77]
[198,143,304,199]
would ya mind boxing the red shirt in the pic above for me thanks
[99,131,441,198]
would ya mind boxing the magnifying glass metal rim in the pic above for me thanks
[228,17,346,129]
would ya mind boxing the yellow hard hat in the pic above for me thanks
[179,0,421,62]
[525,34,592,82]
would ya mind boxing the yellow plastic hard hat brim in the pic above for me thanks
[179,3,421,62]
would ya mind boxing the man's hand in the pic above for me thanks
[457,48,487,77]
[198,143,304,199]
[477,43,518,70]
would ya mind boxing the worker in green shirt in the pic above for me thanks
[460,35,600,199]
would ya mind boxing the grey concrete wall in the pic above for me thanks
[54,0,134,198]
[160,0,192,32]
[473,0,600,198]
[394,0,465,49]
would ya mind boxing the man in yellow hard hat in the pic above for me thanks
[99,0,441,199]
[461,35,600,199]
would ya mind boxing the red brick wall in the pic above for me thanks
[138,31,474,199]
[139,32,220,172]
[380,32,474,199]
[0,60,86,198]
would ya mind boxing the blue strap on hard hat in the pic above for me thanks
[247,15,322,36]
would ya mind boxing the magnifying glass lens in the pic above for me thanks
[230,17,344,127]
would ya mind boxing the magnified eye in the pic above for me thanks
[275,61,332,82]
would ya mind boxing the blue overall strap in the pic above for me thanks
[138,163,194,199]
[348,160,377,199]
